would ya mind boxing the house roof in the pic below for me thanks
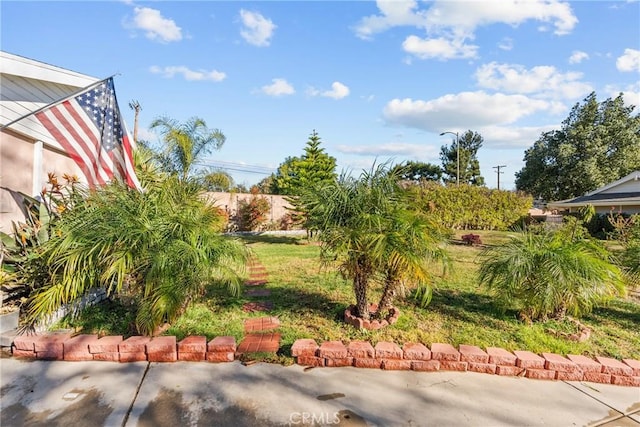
[0,51,99,147]
[547,171,640,209]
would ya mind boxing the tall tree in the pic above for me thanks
[515,92,640,201]
[270,130,337,195]
[440,130,485,185]
[201,169,234,192]
[391,161,442,183]
[149,116,226,180]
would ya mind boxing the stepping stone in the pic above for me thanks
[244,279,268,286]
[244,289,271,297]
[243,316,280,332]
[242,301,274,313]
[236,332,281,354]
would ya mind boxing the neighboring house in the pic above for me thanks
[547,171,640,215]
[0,51,99,233]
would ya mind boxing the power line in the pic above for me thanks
[193,160,276,175]
[493,165,506,190]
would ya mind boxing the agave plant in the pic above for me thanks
[478,229,626,321]
[25,176,248,335]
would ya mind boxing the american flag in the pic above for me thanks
[35,77,141,190]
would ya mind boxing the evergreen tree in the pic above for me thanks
[391,161,442,183]
[440,130,485,185]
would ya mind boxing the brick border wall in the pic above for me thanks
[10,333,640,387]
[291,339,640,387]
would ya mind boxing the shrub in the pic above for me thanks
[234,192,271,231]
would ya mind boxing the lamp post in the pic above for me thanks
[440,131,459,186]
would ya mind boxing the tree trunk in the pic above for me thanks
[377,277,397,319]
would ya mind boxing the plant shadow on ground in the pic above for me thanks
[235,234,308,245]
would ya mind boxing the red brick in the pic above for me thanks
[325,357,354,367]
[412,360,440,371]
[430,343,460,361]
[119,352,147,362]
[11,348,36,358]
[496,365,524,376]
[583,372,612,384]
[296,356,325,367]
[13,334,41,351]
[542,353,579,373]
[146,336,176,354]
[440,360,468,371]
[64,334,98,353]
[206,352,235,362]
[610,375,640,387]
[354,358,382,369]
[382,359,412,370]
[177,352,206,362]
[178,336,207,353]
[556,371,584,381]
[347,341,375,358]
[487,347,516,366]
[208,336,236,352]
[596,356,634,376]
[64,351,94,361]
[34,333,72,353]
[89,336,123,353]
[375,341,402,359]
[525,369,556,380]
[622,359,640,377]
[468,362,497,374]
[93,352,120,362]
[119,336,150,353]
[566,355,602,373]
[291,339,319,357]
[319,341,348,359]
[514,350,545,369]
[36,349,64,360]
[402,343,430,361]
[148,351,177,362]
[459,345,489,363]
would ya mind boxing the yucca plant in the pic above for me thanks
[478,229,626,321]
[25,176,248,335]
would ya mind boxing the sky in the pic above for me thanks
[2,0,639,190]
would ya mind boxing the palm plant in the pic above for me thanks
[24,176,247,335]
[149,116,226,180]
[301,164,448,321]
[478,230,625,321]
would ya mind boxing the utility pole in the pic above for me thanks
[493,165,506,190]
[440,131,460,186]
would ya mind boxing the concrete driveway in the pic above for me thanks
[1,358,638,426]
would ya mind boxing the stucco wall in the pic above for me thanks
[205,192,295,224]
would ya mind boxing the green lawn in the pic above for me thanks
[60,231,640,362]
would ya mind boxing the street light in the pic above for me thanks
[440,131,459,186]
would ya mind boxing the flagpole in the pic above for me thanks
[0,74,118,131]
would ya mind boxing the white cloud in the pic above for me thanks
[498,37,514,51]
[336,142,437,158]
[604,82,640,108]
[402,35,478,60]
[475,62,592,99]
[568,50,589,64]
[477,124,558,148]
[354,0,577,60]
[261,78,295,96]
[616,48,640,72]
[149,66,226,82]
[239,9,276,47]
[307,82,351,99]
[383,91,564,131]
[130,7,182,43]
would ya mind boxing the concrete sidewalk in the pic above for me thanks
[1,358,638,427]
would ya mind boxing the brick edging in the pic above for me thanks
[9,333,640,388]
[291,339,640,388]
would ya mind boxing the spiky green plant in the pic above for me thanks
[300,163,448,320]
[25,176,247,335]
[478,230,626,321]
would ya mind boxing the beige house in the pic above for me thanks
[547,171,640,215]
[0,51,100,233]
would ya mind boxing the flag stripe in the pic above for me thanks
[34,77,141,190]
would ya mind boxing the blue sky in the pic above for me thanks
[2,1,639,190]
